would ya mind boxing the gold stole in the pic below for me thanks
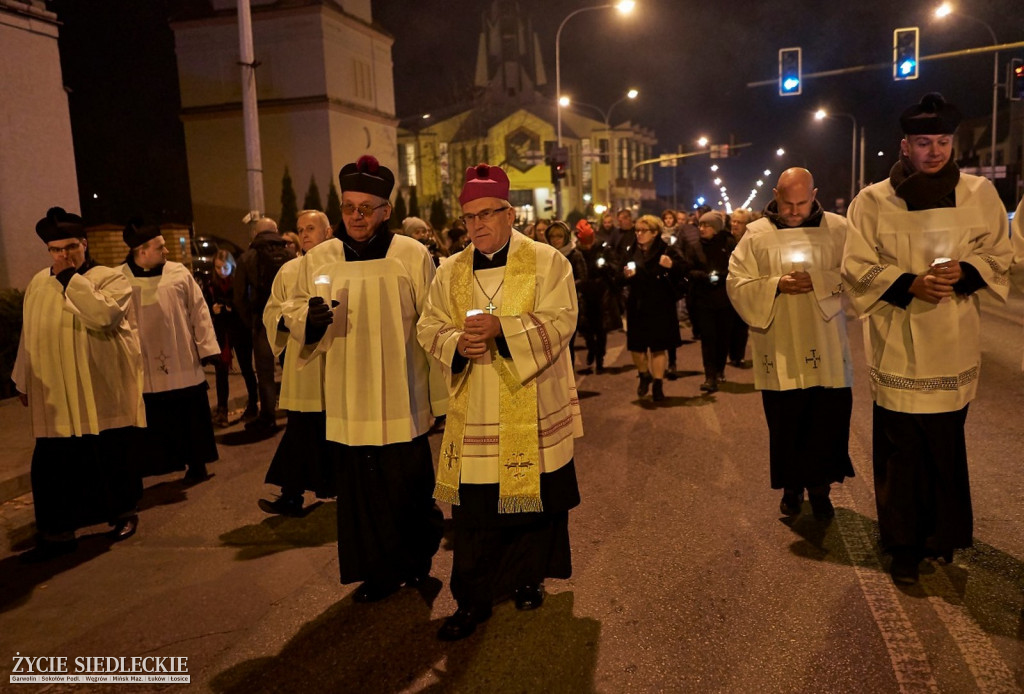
[434,238,543,513]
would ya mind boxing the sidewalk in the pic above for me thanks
[0,369,252,505]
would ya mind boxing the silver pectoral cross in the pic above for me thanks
[485,301,497,314]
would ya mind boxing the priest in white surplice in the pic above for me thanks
[843,93,1013,585]
[119,220,220,484]
[727,168,854,523]
[287,157,445,604]
[418,164,583,641]
[258,209,335,517]
[14,207,146,562]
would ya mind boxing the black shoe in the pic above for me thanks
[717,371,726,382]
[404,574,430,588]
[437,605,492,641]
[109,515,138,542]
[637,372,653,397]
[514,585,545,611]
[890,551,921,585]
[779,489,804,516]
[20,538,78,564]
[809,492,835,521]
[665,365,677,381]
[352,580,401,603]
[652,379,666,402]
[183,465,210,486]
[241,401,259,421]
[258,495,304,517]
[699,378,718,393]
[595,358,604,373]
[245,418,280,435]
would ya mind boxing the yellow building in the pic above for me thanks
[396,1,655,225]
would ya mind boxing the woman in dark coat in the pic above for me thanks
[684,213,739,393]
[544,221,587,368]
[575,219,620,373]
[623,214,686,402]
[202,250,259,426]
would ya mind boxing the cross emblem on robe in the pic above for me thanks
[504,452,534,479]
[804,349,821,369]
[762,355,774,374]
[443,442,459,470]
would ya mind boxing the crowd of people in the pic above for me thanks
[11,91,1024,638]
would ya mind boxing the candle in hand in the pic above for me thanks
[465,309,484,318]
[790,252,806,273]
[313,274,332,301]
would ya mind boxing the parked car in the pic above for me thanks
[191,235,243,283]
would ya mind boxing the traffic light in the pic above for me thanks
[1010,58,1024,101]
[778,47,801,96]
[893,27,919,81]
[548,146,568,185]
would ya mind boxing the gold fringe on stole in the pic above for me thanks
[434,238,543,514]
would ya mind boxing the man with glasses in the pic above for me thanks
[418,163,583,641]
[14,207,146,562]
[287,156,445,603]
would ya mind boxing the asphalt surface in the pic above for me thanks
[1,294,1023,693]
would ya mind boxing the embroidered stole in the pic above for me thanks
[434,238,543,513]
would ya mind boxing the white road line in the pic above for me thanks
[833,437,940,692]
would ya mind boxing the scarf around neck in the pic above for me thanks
[889,154,960,211]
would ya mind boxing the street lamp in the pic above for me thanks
[815,108,859,202]
[555,0,636,217]
[935,3,999,182]
[563,89,639,208]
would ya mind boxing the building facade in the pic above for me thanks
[171,0,397,246]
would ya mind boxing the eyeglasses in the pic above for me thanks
[635,227,656,234]
[459,206,511,225]
[341,202,389,217]
[47,241,82,255]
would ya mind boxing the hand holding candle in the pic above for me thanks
[624,261,637,278]
[314,274,333,302]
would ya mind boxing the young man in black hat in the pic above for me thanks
[287,156,445,603]
[842,93,1014,585]
[119,221,221,484]
[14,207,146,561]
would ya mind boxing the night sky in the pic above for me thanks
[53,0,1023,224]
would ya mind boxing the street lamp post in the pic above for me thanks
[935,3,999,182]
[555,0,635,217]
[563,90,638,209]
[815,109,859,203]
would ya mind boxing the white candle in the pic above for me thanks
[465,309,484,318]
[790,252,806,272]
[313,274,332,301]
[596,257,606,268]
[626,261,636,272]
[709,270,719,285]
[932,257,951,267]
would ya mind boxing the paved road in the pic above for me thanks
[2,295,1023,692]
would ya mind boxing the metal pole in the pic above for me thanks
[859,125,866,191]
[849,115,857,204]
[990,50,999,181]
[238,0,264,224]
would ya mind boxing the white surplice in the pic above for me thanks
[263,257,324,413]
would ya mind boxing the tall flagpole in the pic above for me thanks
[238,0,264,228]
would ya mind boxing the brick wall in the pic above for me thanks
[86,224,194,269]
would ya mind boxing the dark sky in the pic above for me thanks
[53,0,1023,223]
[375,0,1023,210]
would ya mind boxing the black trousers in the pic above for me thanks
[872,403,972,556]
[332,435,443,585]
[693,301,734,379]
[762,387,854,490]
[31,427,143,536]
[252,323,277,422]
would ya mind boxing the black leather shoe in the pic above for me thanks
[183,465,210,486]
[809,493,835,521]
[652,379,666,402]
[514,585,544,611]
[109,515,138,542]
[890,551,921,585]
[258,496,304,517]
[404,574,429,588]
[353,580,401,603]
[699,378,718,393]
[20,538,78,564]
[245,418,280,435]
[437,605,492,641]
[779,489,803,516]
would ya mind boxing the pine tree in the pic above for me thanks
[325,181,342,227]
[279,166,298,232]
[429,198,447,232]
[303,175,323,211]
[408,186,420,218]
